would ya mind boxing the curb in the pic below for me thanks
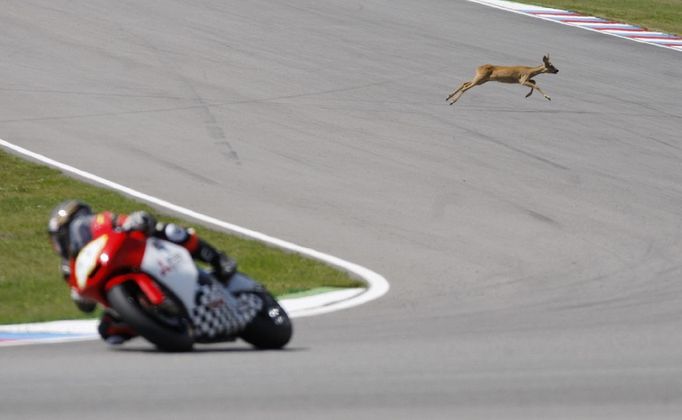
[468,0,682,52]
[0,288,366,346]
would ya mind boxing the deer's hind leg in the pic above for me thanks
[447,76,487,105]
[446,81,470,103]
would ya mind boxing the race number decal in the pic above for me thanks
[74,235,108,290]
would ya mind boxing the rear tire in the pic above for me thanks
[240,292,292,349]
[107,282,194,352]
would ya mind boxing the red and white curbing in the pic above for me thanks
[468,0,682,52]
[0,288,366,347]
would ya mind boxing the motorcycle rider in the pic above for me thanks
[48,200,238,344]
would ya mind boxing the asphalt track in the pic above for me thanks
[1,1,681,419]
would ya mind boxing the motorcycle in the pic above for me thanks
[69,229,292,352]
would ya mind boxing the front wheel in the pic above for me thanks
[107,282,194,352]
[239,292,292,349]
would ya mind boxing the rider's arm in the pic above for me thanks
[153,223,237,282]
[118,211,156,235]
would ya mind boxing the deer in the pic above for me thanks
[446,54,559,105]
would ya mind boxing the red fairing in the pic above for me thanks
[69,230,151,304]
[105,273,165,305]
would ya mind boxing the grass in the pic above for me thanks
[0,148,363,324]
[516,0,682,36]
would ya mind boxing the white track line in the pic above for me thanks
[0,138,389,330]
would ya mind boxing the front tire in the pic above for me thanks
[107,282,194,352]
[240,292,292,349]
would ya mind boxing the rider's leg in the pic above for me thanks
[98,310,137,345]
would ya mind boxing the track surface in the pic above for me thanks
[2,1,682,418]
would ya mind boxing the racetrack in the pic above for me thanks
[2,1,682,419]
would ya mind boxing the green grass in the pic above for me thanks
[517,0,682,36]
[0,149,363,324]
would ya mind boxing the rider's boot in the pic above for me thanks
[70,288,97,313]
[214,252,237,285]
[98,311,137,345]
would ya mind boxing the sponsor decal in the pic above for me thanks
[156,251,184,277]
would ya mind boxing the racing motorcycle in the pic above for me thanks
[69,229,292,352]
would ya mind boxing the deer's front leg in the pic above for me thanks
[522,80,551,101]
[524,80,535,98]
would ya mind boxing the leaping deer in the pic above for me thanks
[446,54,559,105]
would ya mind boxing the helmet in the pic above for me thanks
[48,200,92,259]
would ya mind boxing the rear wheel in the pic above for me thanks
[240,292,292,349]
[107,282,194,352]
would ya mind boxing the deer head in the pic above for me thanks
[543,54,559,74]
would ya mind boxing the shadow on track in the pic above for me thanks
[108,343,307,354]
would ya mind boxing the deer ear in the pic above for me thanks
[544,54,550,61]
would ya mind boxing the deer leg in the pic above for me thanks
[523,80,551,101]
[448,78,486,105]
[524,80,535,98]
[448,82,471,104]
[536,85,551,101]
[521,80,535,98]
[446,81,470,102]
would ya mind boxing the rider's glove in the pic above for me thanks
[70,288,97,313]
[122,211,157,235]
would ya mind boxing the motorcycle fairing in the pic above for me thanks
[141,238,199,312]
[74,234,109,290]
[192,282,261,340]
[105,273,166,306]
[226,272,265,294]
[140,238,262,341]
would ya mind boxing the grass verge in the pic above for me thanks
[0,148,363,324]
[515,0,682,36]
